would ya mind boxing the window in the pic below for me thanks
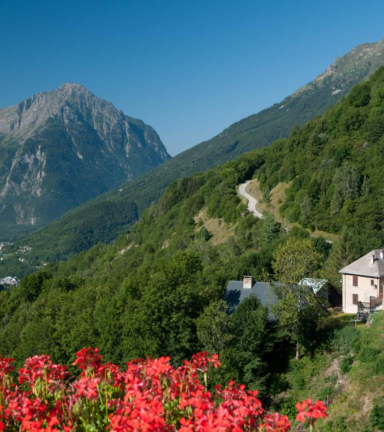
[371,280,375,286]
[353,294,359,305]
[353,276,358,287]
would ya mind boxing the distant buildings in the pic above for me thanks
[224,249,384,317]
[18,246,32,253]
[0,276,20,287]
[0,242,13,252]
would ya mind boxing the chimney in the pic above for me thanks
[372,254,377,265]
[243,276,254,289]
[380,250,384,260]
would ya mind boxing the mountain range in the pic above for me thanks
[0,83,170,239]
[1,36,384,276]
[12,36,384,265]
[2,39,384,432]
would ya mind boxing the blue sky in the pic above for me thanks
[1,0,384,156]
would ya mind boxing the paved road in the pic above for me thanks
[238,180,263,218]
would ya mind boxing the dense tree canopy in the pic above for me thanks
[2,68,384,408]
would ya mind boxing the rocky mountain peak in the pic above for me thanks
[55,83,98,102]
[0,84,132,144]
[0,85,170,233]
[58,82,88,91]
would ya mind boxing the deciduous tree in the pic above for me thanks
[272,237,323,359]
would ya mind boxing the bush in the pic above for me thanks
[370,404,384,430]
[277,397,298,420]
[340,355,353,374]
[288,361,306,390]
[374,354,384,374]
[317,385,336,402]
[357,347,380,363]
[322,415,348,432]
[332,326,360,355]
[198,226,212,242]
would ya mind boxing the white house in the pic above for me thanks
[340,250,384,313]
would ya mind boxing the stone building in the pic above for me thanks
[340,250,384,313]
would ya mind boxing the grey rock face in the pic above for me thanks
[0,83,169,160]
[297,38,384,97]
[0,84,170,235]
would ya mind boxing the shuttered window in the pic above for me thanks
[353,294,358,305]
[353,276,358,287]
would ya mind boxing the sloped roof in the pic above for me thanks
[299,278,328,294]
[340,250,384,277]
[224,280,276,315]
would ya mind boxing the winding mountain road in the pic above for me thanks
[238,181,263,218]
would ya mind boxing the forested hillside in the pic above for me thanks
[9,37,384,268]
[257,67,384,263]
[2,68,384,430]
[4,67,384,365]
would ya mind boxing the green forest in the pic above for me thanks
[2,67,384,430]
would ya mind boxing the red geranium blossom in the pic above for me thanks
[0,348,326,431]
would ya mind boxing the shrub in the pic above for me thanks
[0,348,327,431]
[317,385,336,402]
[357,346,380,363]
[374,354,384,374]
[198,226,212,241]
[277,397,297,419]
[340,354,354,374]
[332,326,360,355]
[322,415,348,432]
[370,404,384,430]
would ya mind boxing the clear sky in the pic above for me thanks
[1,0,384,156]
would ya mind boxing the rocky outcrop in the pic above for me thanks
[0,84,170,236]
[298,37,384,96]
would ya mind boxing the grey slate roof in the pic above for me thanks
[224,280,277,314]
[340,250,384,277]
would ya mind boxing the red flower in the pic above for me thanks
[73,377,100,400]
[0,349,327,431]
[296,398,327,425]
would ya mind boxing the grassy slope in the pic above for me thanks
[276,312,384,431]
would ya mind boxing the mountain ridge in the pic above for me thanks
[0,83,168,158]
[3,67,384,432]
[0,84,170,239]
[3,35,384,271]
